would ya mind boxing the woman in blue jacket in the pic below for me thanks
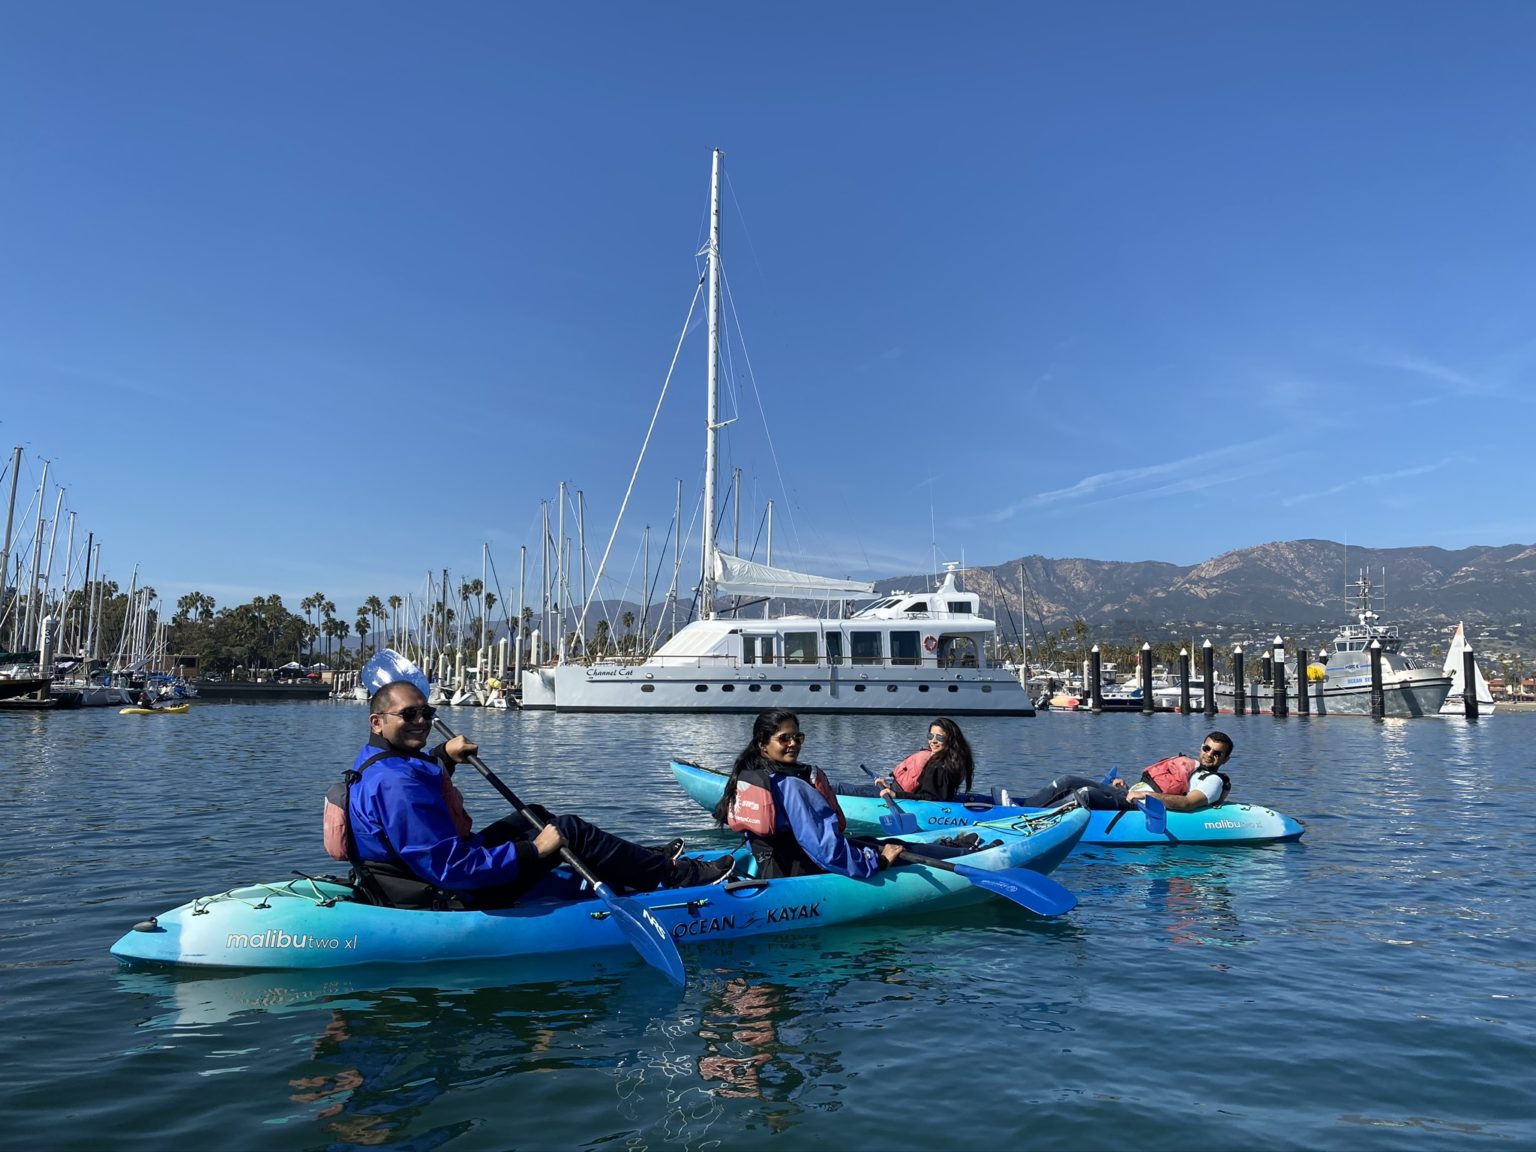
[713,710,905,879]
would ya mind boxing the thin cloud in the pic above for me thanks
[976,437,1282,525]
[1368,352,1500,399]
[1280,459,1455,508]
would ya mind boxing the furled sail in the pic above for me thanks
[712,552,876,599]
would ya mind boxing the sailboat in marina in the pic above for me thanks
[1439,622,1495,715]
[519,151,1034,715]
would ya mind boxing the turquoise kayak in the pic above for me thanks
[670,759,1304,846]
[109,807,1088,970]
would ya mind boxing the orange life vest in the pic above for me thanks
[324,750,473,862]
[1140,755,1230,802]
[726,764,846,836]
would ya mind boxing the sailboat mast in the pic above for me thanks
[0,446,21,638]
[702,147,723,620]
[23,460,49,649]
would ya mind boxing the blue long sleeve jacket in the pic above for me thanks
[347,737,537,891]
[773,772,882,879]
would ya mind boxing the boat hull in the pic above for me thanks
[1213,672,1450,718]
[522,662,1036,715]
[119,704,191,715]
[670,760,1303,846]
[110,810,1088,970]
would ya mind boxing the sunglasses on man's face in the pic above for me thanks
[381,705,437,724]
[1200,743,1228,757]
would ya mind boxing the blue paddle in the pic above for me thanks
[858,766,1077,916]
[435,718,688,988]
[1101,765,1168,834]
[858,764,920,834]
[896,848,1078,917]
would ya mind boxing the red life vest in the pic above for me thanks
[1140,755,1230,802]
[324,750,474,862]
[726,764,846,836]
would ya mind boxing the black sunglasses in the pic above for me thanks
[381,705,437,724]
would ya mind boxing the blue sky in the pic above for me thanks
[3,3,1533,626]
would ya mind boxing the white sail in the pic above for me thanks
[1440,622,1495,713]
[711,552,876,599]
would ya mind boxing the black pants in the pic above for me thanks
[1017,774,1132,811]
[469,811,673,907]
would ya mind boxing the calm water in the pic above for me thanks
[2,702,1532,1150]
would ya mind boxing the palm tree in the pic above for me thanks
[387,594,403,648]
[355,612,371,658]
[300,592,326,660]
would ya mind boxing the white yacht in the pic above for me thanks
[520,563,1033,714]
[520,151,1034,716]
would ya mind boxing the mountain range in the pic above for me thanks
[880,539,1536,662]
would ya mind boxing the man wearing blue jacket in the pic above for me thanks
[345,680,729,908]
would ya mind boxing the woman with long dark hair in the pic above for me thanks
[874,717,975,801]
[713,710,906,880]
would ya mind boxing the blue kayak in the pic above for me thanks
[109,807,1088,970]
[670,759,1304,846]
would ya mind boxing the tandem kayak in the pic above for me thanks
[670,759,1304,846]
[119,703,191,715]
[110,806,1089,970]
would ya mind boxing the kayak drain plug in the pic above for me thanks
[132,917,160,933]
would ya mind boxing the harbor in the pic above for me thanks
[5,701,1531,1150]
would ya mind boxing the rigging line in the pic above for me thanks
[718,262,804,558]
[572,276,707,646]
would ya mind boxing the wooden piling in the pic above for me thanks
[1202,640,1216,716]
[1296,647,1310,716]
[1140,643,1154,715]
[1463,646,1479,718]
[1369,640,1385,719]
[1271,636,1289,717]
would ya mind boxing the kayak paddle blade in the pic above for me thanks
[951,860,1077,916]
[899,848,1077,917]
[879,810,920,835]
[595,885,687,989]
[1137,796,1168,836]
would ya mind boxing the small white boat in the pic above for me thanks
[1439,622,1495,715]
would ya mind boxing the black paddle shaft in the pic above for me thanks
[432,718,603,890]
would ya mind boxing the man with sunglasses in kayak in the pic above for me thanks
[1011,731,1235,812]
[335,680,731,908]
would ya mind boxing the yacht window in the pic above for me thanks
[891,631,921,666]
[743,639,755,665]
[826,633,844,666]
[942,636,980,668]
[783,632,818,665]
[760,637,775,663]
[905,600,929,614]
[947,601,971,615]
[850,632,882,665]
